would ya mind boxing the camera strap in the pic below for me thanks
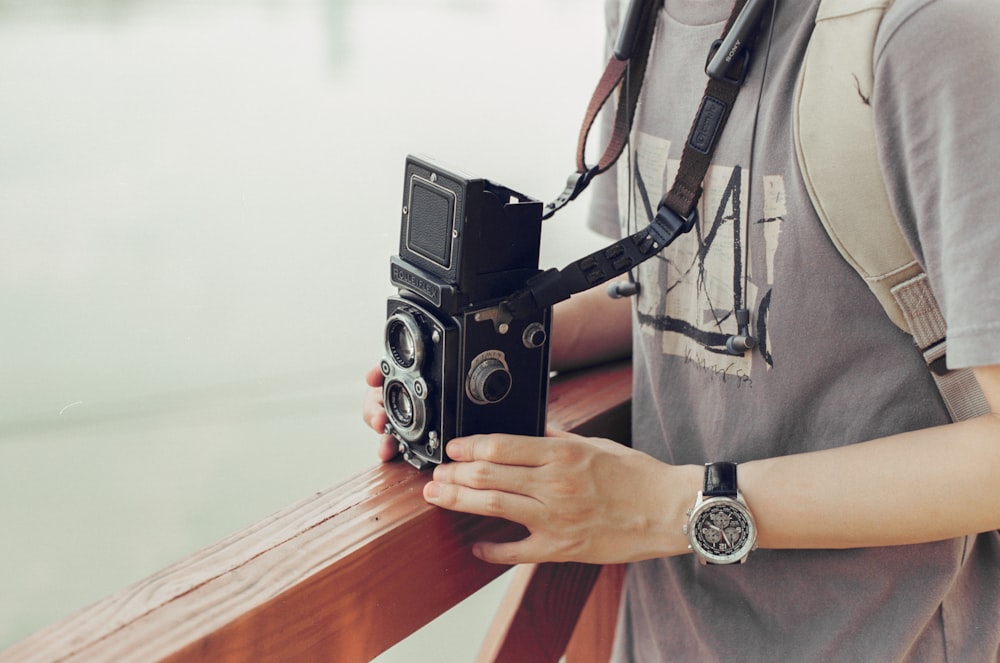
[504,0,771,320]
[542,0,661,220]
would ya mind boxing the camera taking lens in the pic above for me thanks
[385,382,415,428]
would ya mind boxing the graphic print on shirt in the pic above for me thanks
[618,131,784,377]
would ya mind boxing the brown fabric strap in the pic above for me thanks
[577,0,660,175]
[663,0,749,216]
[576,58,630,175]
[544,0,660,219]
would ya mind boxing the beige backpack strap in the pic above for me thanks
[793,0,989,420]
[794,0,917,330]
[892,275,991,421]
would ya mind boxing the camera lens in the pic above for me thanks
[383,376,427,443]
[385,312,424,370]
[386,382,415,428]
[388,321,416,367]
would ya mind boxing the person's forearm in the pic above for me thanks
[736,412,1000,551]
[652,366,1000,558]
[549,283,632,372]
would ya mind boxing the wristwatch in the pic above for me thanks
[683,462,758,565]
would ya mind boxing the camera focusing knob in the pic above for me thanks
[467,357,513,405]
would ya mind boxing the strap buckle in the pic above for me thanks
[650,203,698,248]
[704,0,772,85]
[705,38,751,86]
[544,167,600,219]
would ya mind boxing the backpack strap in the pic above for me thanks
[892,275,991,421]
[793,0,990,421]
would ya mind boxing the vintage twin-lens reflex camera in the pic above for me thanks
[381,155,551,470]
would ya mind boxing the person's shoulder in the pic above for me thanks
[881,0,995,24]
[877,0,999,59]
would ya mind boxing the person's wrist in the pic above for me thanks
[646,461,703,559]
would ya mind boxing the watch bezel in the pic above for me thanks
[686,493,758,565]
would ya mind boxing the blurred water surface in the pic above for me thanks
[0,0,608,657]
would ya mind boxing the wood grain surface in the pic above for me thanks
[1,361,631,662]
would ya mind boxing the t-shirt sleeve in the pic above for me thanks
[872,0,1000,370]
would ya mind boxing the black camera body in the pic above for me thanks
[381,155,550,469]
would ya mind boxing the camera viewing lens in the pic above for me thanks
[385,312,424,370]
[388,321,416,367]
[386,382,415,428]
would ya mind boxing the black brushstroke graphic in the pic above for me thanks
[630,151,772,364]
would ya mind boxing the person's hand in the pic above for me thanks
[423,429,699,565]
[362,365,399,462]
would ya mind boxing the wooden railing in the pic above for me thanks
[1,361,632,663]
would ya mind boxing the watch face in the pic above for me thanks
[690,498,756,564]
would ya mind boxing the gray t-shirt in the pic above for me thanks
[586,0,1000,660]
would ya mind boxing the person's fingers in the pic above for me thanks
[362,386,386,432]
[432,459,535,495]
[365,364,384,388]
[423,479,542,522]
[471,536,560,566]
[377,434,398,463]
[362,364,397,462]
[446,434,554,467]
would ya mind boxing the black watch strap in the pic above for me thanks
[703,462,738,497]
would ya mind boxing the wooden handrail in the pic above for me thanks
[476,562,624,663]
[1,361,631,662]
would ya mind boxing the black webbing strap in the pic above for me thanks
[505,0,758,320]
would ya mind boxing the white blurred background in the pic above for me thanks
[0,0,609,658]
